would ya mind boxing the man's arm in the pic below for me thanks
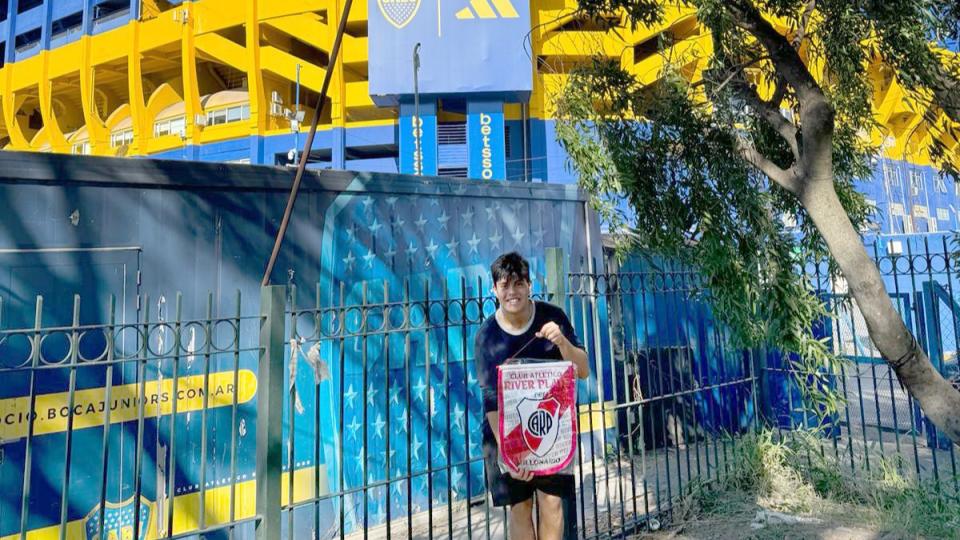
[537,322,589,379]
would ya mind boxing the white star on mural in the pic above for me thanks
[385,244,397,258]
[394,480,405,497]
[345,384,358,408]
[467,234,481,255]
[437,211,450,230]
[534,226,546,246]
[511,200,524,214]
[367,386,379,406]
[415,213,428,231]
[347,416,362,441]
[426,240,439,258]
[405,241,418,257]
[389,382,401,405]
[362,196,374,210]
[342,251,356,271]
[462,207,475,227]
[390,215,405,228]
[373,413,386,440]
[489,231,503,250]
[396,407,408,433]
[346,224,358,241]
[512,226,525,246]
[485,205,497,222]
[411,434,423,461]
[413,377,427,402]
[369,218,383,235]
[387,196,399,207]
[451,468,464,492]
[435,443,446,460]
[452,403,464,433]
[454,183,467,195]
[446,239,459,256]
[363,249,376,268]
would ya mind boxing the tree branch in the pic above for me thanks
[728,1,823,106]
[736,136,799,193]
[732,74,801,162]
[793,0,816,49]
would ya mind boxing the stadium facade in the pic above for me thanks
[0,0,956,234]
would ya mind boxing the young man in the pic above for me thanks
[475,252,589,540]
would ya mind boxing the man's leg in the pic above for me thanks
[509,498,536,540]
[535,491,564,540]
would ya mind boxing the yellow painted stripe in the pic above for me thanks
[455,7,475,19]
[470,0,497,19]
[0,466,326,540]
[491,0,519,18]
[578,401,617,431]
[0,370,257,440]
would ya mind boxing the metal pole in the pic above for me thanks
[294,63,301,165]
[413,42,422,176]
[261,0,354,286]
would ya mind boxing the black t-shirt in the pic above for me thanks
[474,300,583,443]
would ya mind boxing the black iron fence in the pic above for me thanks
[1,244,957,539]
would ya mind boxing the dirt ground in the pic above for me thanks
[630,490,948,540]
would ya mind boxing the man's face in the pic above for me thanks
[493,276,531,314]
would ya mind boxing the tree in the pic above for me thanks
[556,0,960,443]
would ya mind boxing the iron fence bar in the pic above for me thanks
[624,285,652,524]
[287,285,298,540]
[919,238,944,479]
[96,296,117,540]
[573,268,601,536]
[611,284,638,533]
[708,303,731,479]
[404,279,414,540]
[636,271,664,519]
[313,283,323,540]
[886,246,923,475]
[459,278,476,540]
[335,282,347,539]
[17,296,42,540]
[165,294,182,538]
[669,269,695,493]
[592,273,617,536]
[599,276,627,533]
[199,293,214,531]
[442,281,454,539]
[57,296,81,540]
[870,244,904,463]
[383,281,393,540]
[905,241,937,481]
[425,278,436,540]
[936,236,960,490]
[229,290,242,540]
[361,281,370,540]
[131,296,150,540]
[816,261,842,465]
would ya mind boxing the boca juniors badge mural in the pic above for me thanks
[498,361,578,475]
[377,0,421,29]
[83,497,151,540]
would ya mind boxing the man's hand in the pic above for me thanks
[536,322,569,348]
[508,467,534,482]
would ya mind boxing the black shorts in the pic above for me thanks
[483,437,576,506]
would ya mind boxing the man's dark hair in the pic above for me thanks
[491,252,530,285]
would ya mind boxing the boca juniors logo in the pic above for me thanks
[83,497,151,540]
[378,0,421,29]
[498,361,577,475]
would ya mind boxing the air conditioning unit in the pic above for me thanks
[271,91,282,104]
[194,113,207,127]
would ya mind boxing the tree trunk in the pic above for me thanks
[799,179,960,445]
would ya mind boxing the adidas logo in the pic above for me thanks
[455,0,519,19]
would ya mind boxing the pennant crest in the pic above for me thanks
[84,497,151,540]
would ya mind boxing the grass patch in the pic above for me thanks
[650,430,960,539]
